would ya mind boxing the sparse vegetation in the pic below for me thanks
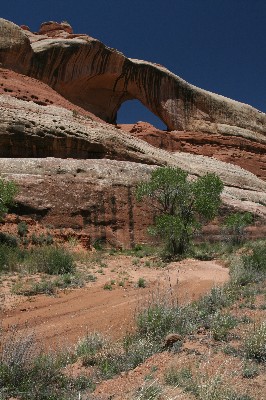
[165,365,254,400]
[0,326,94,399]
[0,228,265,399]
[135,381,162,399]
[31,232,54,246]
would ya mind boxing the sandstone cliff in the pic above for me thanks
[0,18,265,246]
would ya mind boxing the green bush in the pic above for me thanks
[17,221,29,237]
[210,311,238,341]
[0,177,18,219]
[242,244,266,273]
[137,277,146,288]
[28,246,75,275]
[223,212,253,245]
[31,233,54,246]
[136,300,180,340]
[0,244,25,272]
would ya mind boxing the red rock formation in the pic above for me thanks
[0,68,101,120]
[119,122,266,181]
[39,21,73,36]
[1,18,265,139]
[0,18,265,246]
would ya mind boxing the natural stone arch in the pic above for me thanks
[0,18,265,141]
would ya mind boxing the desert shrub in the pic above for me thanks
[135,381,162,400]
[210,311,238,341]
[0,244,25,273]
[244,321,266,362]
[196,284,239,320]
[13,279,56,296]
[28,246,75,275]
[31,233,54,246]
[191,241,231,261]
[231,242,266,286]
[242,361,259,378]
[136,296,180,340]
[242,243,266,273]
[17,221,29,237]
[97,336,159,379]
[165,367,196,392]
[103,282,113,290]
[137,277,146,288]
[76,332,106,366]
[223,212,253,245]
[136,281,242,345]
[13,271,91,296]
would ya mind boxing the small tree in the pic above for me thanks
[0,177,18,219]
[136,167,223,257]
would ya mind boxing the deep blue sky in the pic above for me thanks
[2,0,266,129]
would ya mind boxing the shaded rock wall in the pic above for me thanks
[0,158,156,247]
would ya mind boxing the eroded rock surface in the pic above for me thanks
[120,122,266,181]
[1,158,265,247]
[1,18,266,138]
[0,18,265,246]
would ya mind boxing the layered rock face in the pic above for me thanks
[1,158,265,247]
[120,122,266,181]
[0,18,265,246]
[1,18,266,135]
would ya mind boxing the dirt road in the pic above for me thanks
[1,257,229,347]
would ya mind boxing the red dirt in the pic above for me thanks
[1,256,229,348]
[0,67,102,121]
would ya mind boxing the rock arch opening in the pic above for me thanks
[116,99,167,130]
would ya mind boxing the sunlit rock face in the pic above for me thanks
[1,18,266,135]
[0,18,265,246]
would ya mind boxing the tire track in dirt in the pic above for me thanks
[1,258,229,348]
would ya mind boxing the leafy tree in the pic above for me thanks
[223,212,253,245]
[136,167,223,257]
[0,177,18,219]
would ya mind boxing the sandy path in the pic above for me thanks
[1,258,229,347]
